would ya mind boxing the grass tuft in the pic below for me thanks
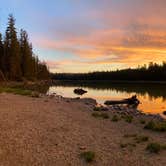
[93,107,100,111]
[135,135,149,143]
[120,143,127,148]
[80,151,95,163]
[120,143,136,148]
[101,113,110,119]
[144,121,166,132]
[161,144,166,150]
[144,121,155,130]
[92,112,109,119]
[92,112,100,118]
[140,119,146,124]
[0,86,36,96]
[124,115,133,123]
[31,91,40,98]
[111,115,119,122]
[123,134,137,138]
[2,87,32,96]
[146,143,161,153]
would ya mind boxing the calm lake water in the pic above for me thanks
[47,81,166,117]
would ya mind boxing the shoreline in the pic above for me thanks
[0,82,165,120]
[53,79,166,85]
[0,92,165,165]
[61,95,166,121]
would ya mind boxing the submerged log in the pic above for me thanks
[74,88,87,95]
[104,95,140,106]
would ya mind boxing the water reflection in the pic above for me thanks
[48,81,166,116]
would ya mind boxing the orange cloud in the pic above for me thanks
[33,0,166,72]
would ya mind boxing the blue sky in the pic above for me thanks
[0,0,166,73]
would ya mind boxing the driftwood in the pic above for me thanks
[104,95,140,106]
[74,88,87,95]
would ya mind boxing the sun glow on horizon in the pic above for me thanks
[1,0,166,73]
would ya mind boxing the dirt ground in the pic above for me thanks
[0,93,165,166]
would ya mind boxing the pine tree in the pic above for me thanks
[0,33,3,71]
[4,14,22,80]
[31,55,38,79]
[20,29,33,79]
[37,62,49,80]
[0,14,49,81]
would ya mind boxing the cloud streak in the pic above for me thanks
[29,0,166,72]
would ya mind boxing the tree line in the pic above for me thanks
[51,62,166,81]
[0,14,49,81]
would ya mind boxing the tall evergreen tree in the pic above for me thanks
[0,33,6,81]
[0,33,3,71]
[37,62,50,80]
[20,29,33,79]
[0,14,49,81]
[4,14,21,80]
[31,55,38,79]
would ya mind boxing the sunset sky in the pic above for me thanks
[0,0,166,73]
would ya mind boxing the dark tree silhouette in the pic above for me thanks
[4,14,21,80]
[0,14,49,81]
[51,62,166,81]
[0,33,3,71]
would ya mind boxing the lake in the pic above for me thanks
[47,81,166,117]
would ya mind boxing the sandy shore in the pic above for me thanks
[0,93,165,166]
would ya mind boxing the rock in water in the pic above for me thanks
[163,111,166,115]
[74,88,87,95]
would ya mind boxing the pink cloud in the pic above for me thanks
[33,0,166,72]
